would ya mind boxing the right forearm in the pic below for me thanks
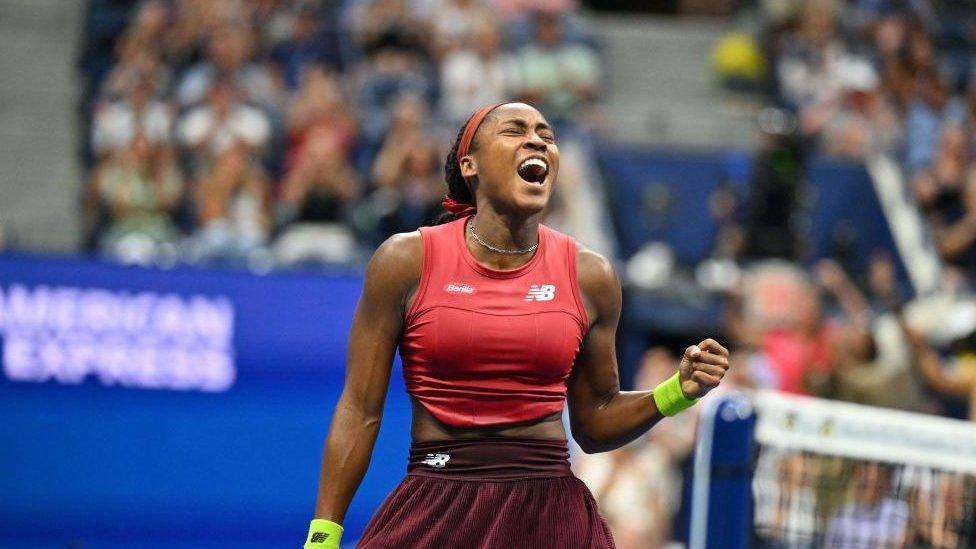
[313,398,382,522]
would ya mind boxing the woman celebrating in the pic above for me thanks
[304,103,731,548]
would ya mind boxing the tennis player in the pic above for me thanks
[304,102,730,548]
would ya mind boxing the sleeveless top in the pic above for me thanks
[399,217,589,428]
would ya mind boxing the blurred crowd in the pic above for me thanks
[762,0,976,280]
[583,3,976,543]
[76,0,602,267]
[729,0,976,424]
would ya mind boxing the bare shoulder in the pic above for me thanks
[365,230,423,292]
[575,243,621,323]
[576,243,618,294]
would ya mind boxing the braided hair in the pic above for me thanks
[436,111,498,224]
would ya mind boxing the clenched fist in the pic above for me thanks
[678,338,730,399]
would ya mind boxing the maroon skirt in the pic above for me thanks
[357,438,616,548]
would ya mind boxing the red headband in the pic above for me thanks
[443,103,506,219]
[456,103,506,166]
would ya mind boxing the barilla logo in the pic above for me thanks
[444,283,475,295]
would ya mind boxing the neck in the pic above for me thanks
[465,208,541,268]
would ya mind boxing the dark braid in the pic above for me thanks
[436,124,475,224]
[436,111,496,224]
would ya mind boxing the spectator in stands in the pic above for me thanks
[775,1,847,111]
[865,250,902,310]
[516,12,599,128]
[439,18,519,128]
[429,0,494,57]
[824,462,910,547]
[933,165,976,273]
[754,451,818,548]
[366,108,443,242]
[284,64,358,175]
[270,3,343,90]
[188,144,271,262]
[904,322,976,421]
[177,79,271,176]
[902,62,954,173]
[92,71,173,158]
[176,22,279,109]
[164,0,231,73]
[76,0,141,167]
[491,0,577,25]
[800,57,901,157]
[909,473,976,548]
[98,30,171,104]
[93,133,183,264]
[274,125,362,265]
[742,263,836,395]
[354,19,434,152]
[348,0,427,53]
[122,0,171,56]
[742,120,805,260]
[816,259,930,411]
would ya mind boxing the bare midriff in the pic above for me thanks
[410,398,567,442]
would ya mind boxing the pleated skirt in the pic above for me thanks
[357,438,616,548]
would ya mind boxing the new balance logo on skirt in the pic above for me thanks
[524,284,556,301]
[422,453,451,468]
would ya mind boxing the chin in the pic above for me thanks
[512,194,549,216]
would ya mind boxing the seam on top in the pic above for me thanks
[565,233,591,332]
[407,303,588,322]
[405,227,433,324]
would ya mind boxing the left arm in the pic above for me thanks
[567,248,730,453]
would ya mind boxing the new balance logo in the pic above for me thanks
[524,284,556,302]
[310,532,330,543]
[444,283,475,295]
[422,453,451,468]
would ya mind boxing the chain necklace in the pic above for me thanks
[467,219,538,254]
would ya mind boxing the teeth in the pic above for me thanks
[519,158,548,171]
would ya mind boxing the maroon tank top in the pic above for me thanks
[400,217,589,428]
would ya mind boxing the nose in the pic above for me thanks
[524,134,547,152]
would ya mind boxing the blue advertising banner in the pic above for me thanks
[0,254,409,547]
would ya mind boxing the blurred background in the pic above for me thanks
[2,0,976,547]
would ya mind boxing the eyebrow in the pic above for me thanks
[499,118,554,133]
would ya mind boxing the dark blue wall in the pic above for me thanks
[0,254,407,548]
[597,148,898,269]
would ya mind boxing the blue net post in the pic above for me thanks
[689,392,756,549]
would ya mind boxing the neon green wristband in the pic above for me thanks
[653,372,698,416]
[305,518,343,549]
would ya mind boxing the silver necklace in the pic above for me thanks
[468,219,538,254]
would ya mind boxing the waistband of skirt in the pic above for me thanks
[406,438,572,481]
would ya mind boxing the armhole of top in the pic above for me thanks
[566,236,590,332]
[404,227,433,324]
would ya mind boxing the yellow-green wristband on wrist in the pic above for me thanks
[305,519,343,549]
[653,372,698,416]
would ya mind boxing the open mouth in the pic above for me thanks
[517,157,548,184]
